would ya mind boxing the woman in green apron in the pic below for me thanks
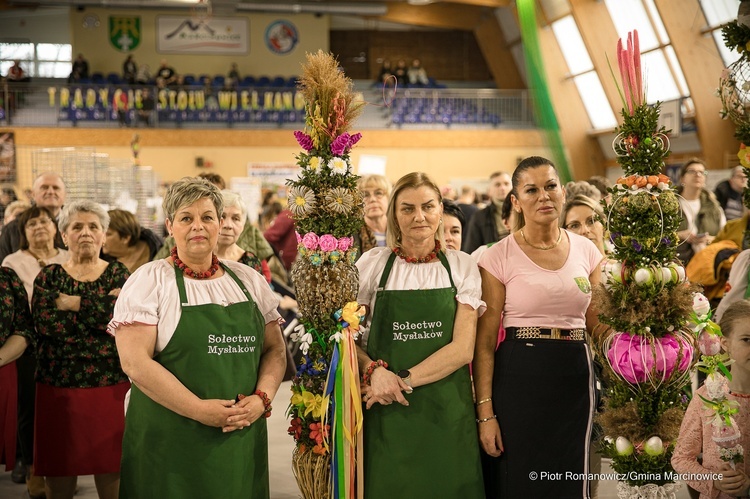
[110,178,287,499]
[355,172,485,498]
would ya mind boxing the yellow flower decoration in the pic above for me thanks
[291,389,324,419]
[302,392,324,419]
[308,156,323,171]
[341,301,365,330]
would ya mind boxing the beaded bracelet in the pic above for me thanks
[475,397,492,407]
[253,389,273,418]
[476,415,497,423]
[362,359,389,386]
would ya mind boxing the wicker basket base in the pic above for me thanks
[292,447,331,499]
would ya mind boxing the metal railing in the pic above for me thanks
[0,80,536,129]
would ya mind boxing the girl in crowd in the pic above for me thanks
[672,300,750,498]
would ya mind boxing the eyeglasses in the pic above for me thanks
[565,217,598,232]
[363,189,387,200]
[25,218,53,229]
[685,170,706,177]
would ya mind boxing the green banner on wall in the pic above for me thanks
[109,16,141,52]
[517,0,572,183]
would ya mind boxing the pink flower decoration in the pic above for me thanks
[348,133,362,148]
[301,232,319,251]
[319,234,337,252]
[337,237,353,252]
[294,131,314,152]
[295,231,302,244]
[331,133,350,156]
[607,332,693,384]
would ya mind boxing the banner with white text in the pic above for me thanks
[156,16,248,55]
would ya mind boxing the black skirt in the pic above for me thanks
[482,329,595,499]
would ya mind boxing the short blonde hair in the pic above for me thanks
[386,172,444,249]
[560,195,604,227]
[163,177,223,222]
[4,200,30,223]
[357,174,392,196]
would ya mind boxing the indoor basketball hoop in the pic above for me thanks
[191,0,212,23]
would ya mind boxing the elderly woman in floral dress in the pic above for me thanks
[0,268,34,473]
[31,200,130,499]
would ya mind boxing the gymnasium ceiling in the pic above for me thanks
[1,0,511,16]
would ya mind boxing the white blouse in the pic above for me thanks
[2,249,69,302]
[356,247,486,344]
[108,259,281,354]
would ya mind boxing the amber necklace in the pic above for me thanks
[171,246,220,279]
[26,247,58,267]
[520,228,562,251]
[393,240,441,263]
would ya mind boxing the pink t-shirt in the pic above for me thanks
[479,230,601,329]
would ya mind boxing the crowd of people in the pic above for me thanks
[0,156,748,498]
[376,58,432,88]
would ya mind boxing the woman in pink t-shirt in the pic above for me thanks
[473,156,603,499]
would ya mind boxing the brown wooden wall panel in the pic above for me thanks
[330,30,494,82]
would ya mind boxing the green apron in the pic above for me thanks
[364,251,484,498]
[120,263,269,499]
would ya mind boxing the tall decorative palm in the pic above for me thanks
[286,51,366,499]
[593,30,698,498]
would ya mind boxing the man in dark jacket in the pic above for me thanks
[463,171,512,253]
[0,172,66,261]
[714,165,747,221]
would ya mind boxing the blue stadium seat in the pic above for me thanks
[241,76,256,87]
[271,76,285,88]
[183,74,195,85]
[256,76,271,87]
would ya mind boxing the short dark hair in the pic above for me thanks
[17,206,56,250]
[680,157,707,178]
[441,198,464,225]
[510,156,557,229]
[501,195,513,221]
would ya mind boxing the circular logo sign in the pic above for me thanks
[265,20,299,54]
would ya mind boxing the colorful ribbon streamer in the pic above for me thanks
[322,302,364,499]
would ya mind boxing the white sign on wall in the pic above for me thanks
[156,16,248,55]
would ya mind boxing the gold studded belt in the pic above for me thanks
[505,326,586,341]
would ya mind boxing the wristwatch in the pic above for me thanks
[398,369,412,388]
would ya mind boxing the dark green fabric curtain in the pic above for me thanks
[517,0,573,183]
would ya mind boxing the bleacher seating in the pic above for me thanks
[390,95,501,127]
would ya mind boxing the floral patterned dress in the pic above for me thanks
[0,267,33,471]
[31,261,131,476]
